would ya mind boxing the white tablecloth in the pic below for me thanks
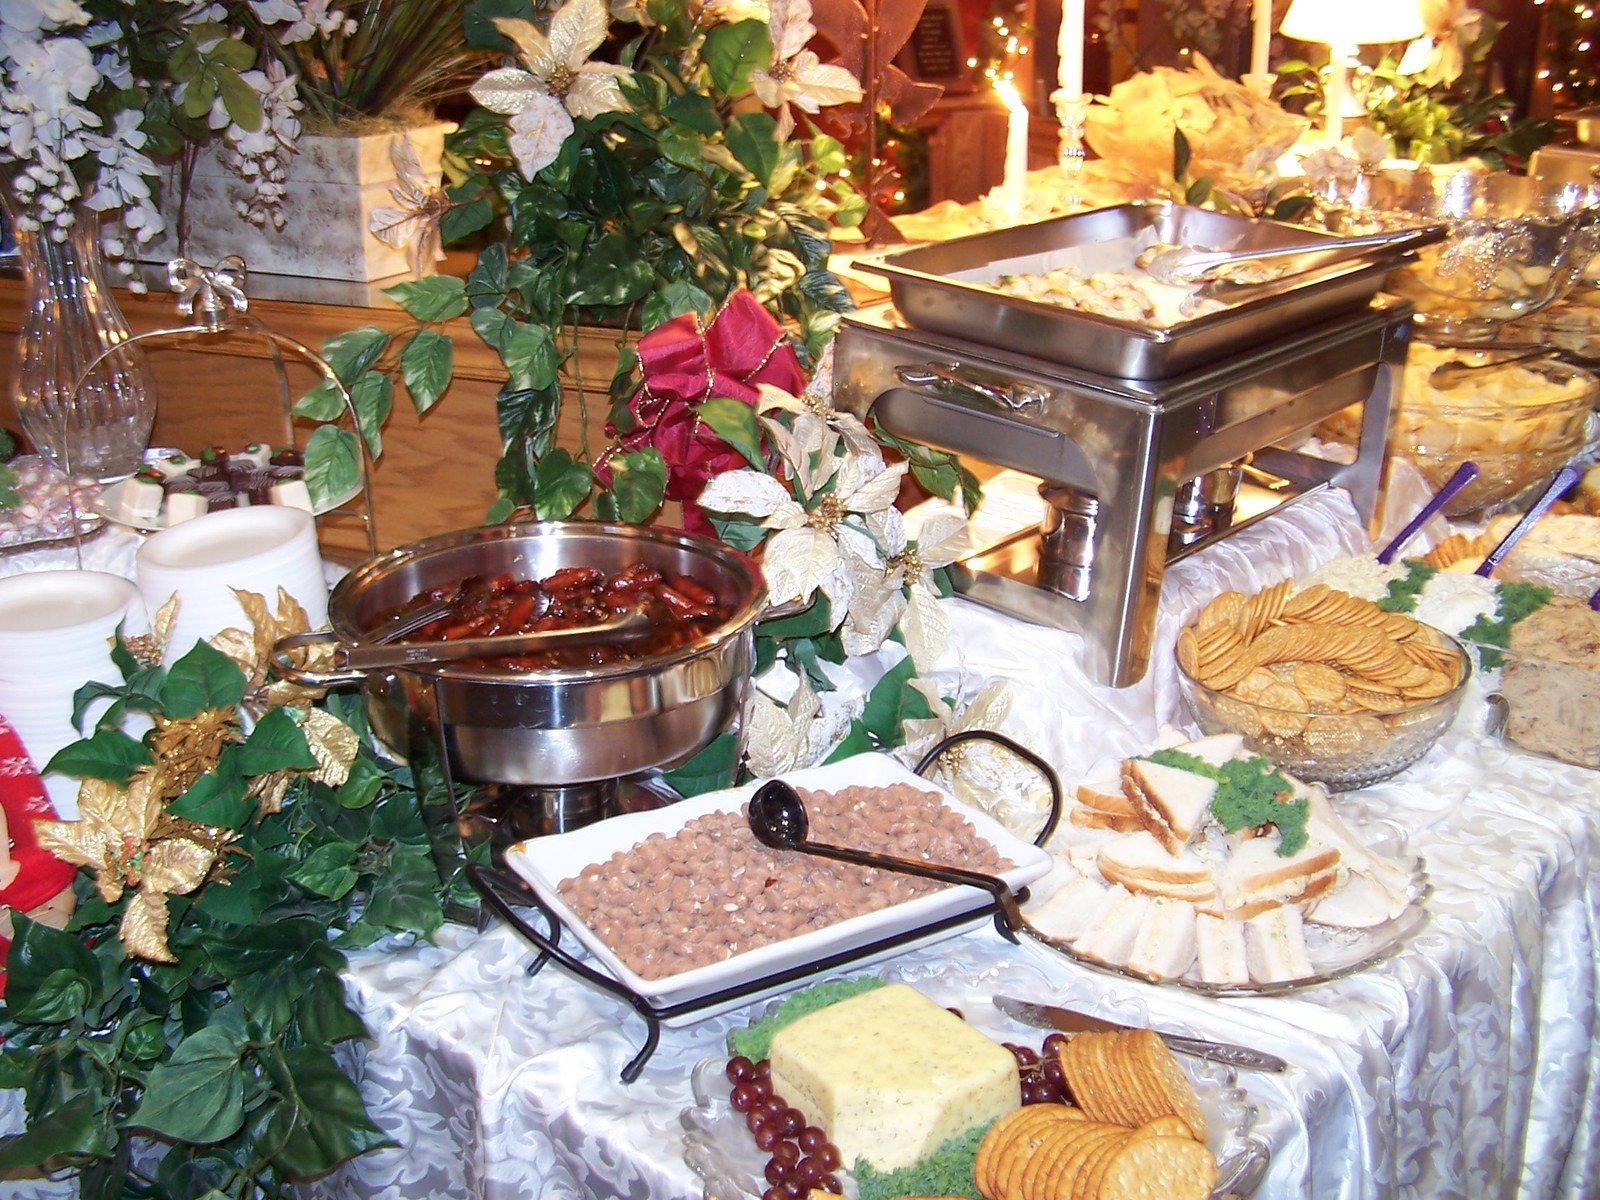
[297,488,1600,1200]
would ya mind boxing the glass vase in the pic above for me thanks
[6,202,155,481]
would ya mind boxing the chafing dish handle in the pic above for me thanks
[271,630,367,688]
[877,375,1072,482]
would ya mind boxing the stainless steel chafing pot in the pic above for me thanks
[275,522,765,786]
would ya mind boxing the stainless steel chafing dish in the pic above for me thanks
[837,205,1417,687]
[860,202,1434,379]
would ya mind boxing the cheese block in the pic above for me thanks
[767,983,1020,1173]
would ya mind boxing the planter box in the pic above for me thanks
[148,121,454,282]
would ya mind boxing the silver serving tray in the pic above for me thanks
[861,202,1412,379]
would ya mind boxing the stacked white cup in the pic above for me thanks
[135,506,330,662]
[0,570,150,818]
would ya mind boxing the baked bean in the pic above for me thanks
[556,784,1014,981]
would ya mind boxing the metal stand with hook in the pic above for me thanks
[61,255,378,563]
[469,730,1064,1083]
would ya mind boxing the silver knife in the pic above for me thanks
[993,995,1288,1074]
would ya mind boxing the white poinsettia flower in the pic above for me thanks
[744,675,820,777]
[469,0,631,178]
[899,680,1049,835]
[748,0,862,139]
[368,134,448,274]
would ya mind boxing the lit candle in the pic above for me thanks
[998,80,1029,218]
[1057,0,1084,98]
[1251,0,1272,75]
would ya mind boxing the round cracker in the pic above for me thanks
[1097,1136,1217,1200]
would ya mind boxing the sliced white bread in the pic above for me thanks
[1305,869,1403,929]
[1097,831,1218,904]
[1218,835,1340,915]
[1122,758,1219,854]
[1126,897,1199,981]
[1076,780,1138,816]
[1071,807,1147,833]
[1300,785,1413,915]
[1027,871,1110,943]
[1194,913,1250,986]
[1075,887,1152,963]
[1181,733,1247,767]
[1243,903,1314,984]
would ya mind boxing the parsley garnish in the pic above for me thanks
[1462,580,1554,670]
[1376,561,1438,613]
[1142,748,1309,856]
[855,1123,989,1200]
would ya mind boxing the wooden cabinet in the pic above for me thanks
[0,272,628,560]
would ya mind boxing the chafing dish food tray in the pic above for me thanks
[860,202,1432,379]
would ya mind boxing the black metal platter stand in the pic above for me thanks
[468,729,1063,1082]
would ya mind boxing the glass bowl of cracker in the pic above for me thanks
[1175,582,1472,790]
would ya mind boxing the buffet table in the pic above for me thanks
[4,492,1599,1200]
[289,490,1598,1200]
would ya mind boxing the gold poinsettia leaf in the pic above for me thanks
[152,594,179,652]
[220,587,330,712]
[140,834,223,897]
[231,587,278,665]
[208,626,258,680]
[37,773,174,903]
[274,587,310,641]
[248,769,293,816]
[121,888,175,964]
[36,803,121,905]
[300,708,358,788]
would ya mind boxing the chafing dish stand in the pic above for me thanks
[833,299,1412,687]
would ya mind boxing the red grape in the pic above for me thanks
[779,1183,806,1200]
[726,1056,755,1084]
[763,1158,789,1185]
[946,1006,965,1020]
[730,1082,758,1113]
[745,1110,769,1136]
[776,1107,805,1137]
[749,1074,773,1101]
[761,1096,788,1121]
[798,1126,826,1153]
[772,1141,799,1167]
[1042,1058,1066,1089]
[813,1142,840,1171]
[814,1174,843,1194]
[754,1059,771,1078]
[794,1156,825,1188]
[1043,1033,1068,1056]
[754,1124,781,1152]
[1012,1045,1040,1070]
[761,1189,783,1200]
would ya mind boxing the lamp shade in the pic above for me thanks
[1280,0,1424,45]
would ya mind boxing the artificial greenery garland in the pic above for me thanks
[0,594,447,1197]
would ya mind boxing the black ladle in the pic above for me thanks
[748,780,1025,942]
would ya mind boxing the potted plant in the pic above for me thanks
[306,0,872,520]
[151,0,493,280]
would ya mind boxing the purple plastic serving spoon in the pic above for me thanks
[1377,461,1479,565]
[1475,465,1582,578]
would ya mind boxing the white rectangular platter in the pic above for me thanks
[503,753,1054,1012]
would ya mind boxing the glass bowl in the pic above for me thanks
[1319,166,1599,342]
[1389,347,1598,517]
[1176,628,1472,790]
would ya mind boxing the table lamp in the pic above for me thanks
[1280,0,1424,139]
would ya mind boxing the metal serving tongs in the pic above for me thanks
[1141,224,1447,286]
[272,607,652,686]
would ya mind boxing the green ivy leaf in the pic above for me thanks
[215,68,262,133]
[44,727,151,782]
[662,91,722,137]
[701,19,771,95]
[5,916,102,1024]
[757,595,833,639]
[0,1095,112,1171]
[857,656,934,746]
[336,756,386,809]
[297,970,367,1047]
[318,327,391,384]
[350,372,393,459]
[267,1046,392,1178]
[1173,129,1192,182]
[236,707,316,776]
[532,449,593,519]
[364,846,445,937]
[660,731,739,798]
[608,449,667,524]
[566,234,655,307]
[382,276,467,323]
[304,425,362,511]
[132,1024,249,1144]
[400,329,453,414]
[161,641,248,718]
[288,842,360,900]
[696,398,764,469]
[822,719,874,763]
[726,112,781,187]
[168,768,253,829]
[292,378,346,423]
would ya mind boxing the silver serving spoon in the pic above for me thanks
[1141,225,1444,286]
[747,779,1027,935]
